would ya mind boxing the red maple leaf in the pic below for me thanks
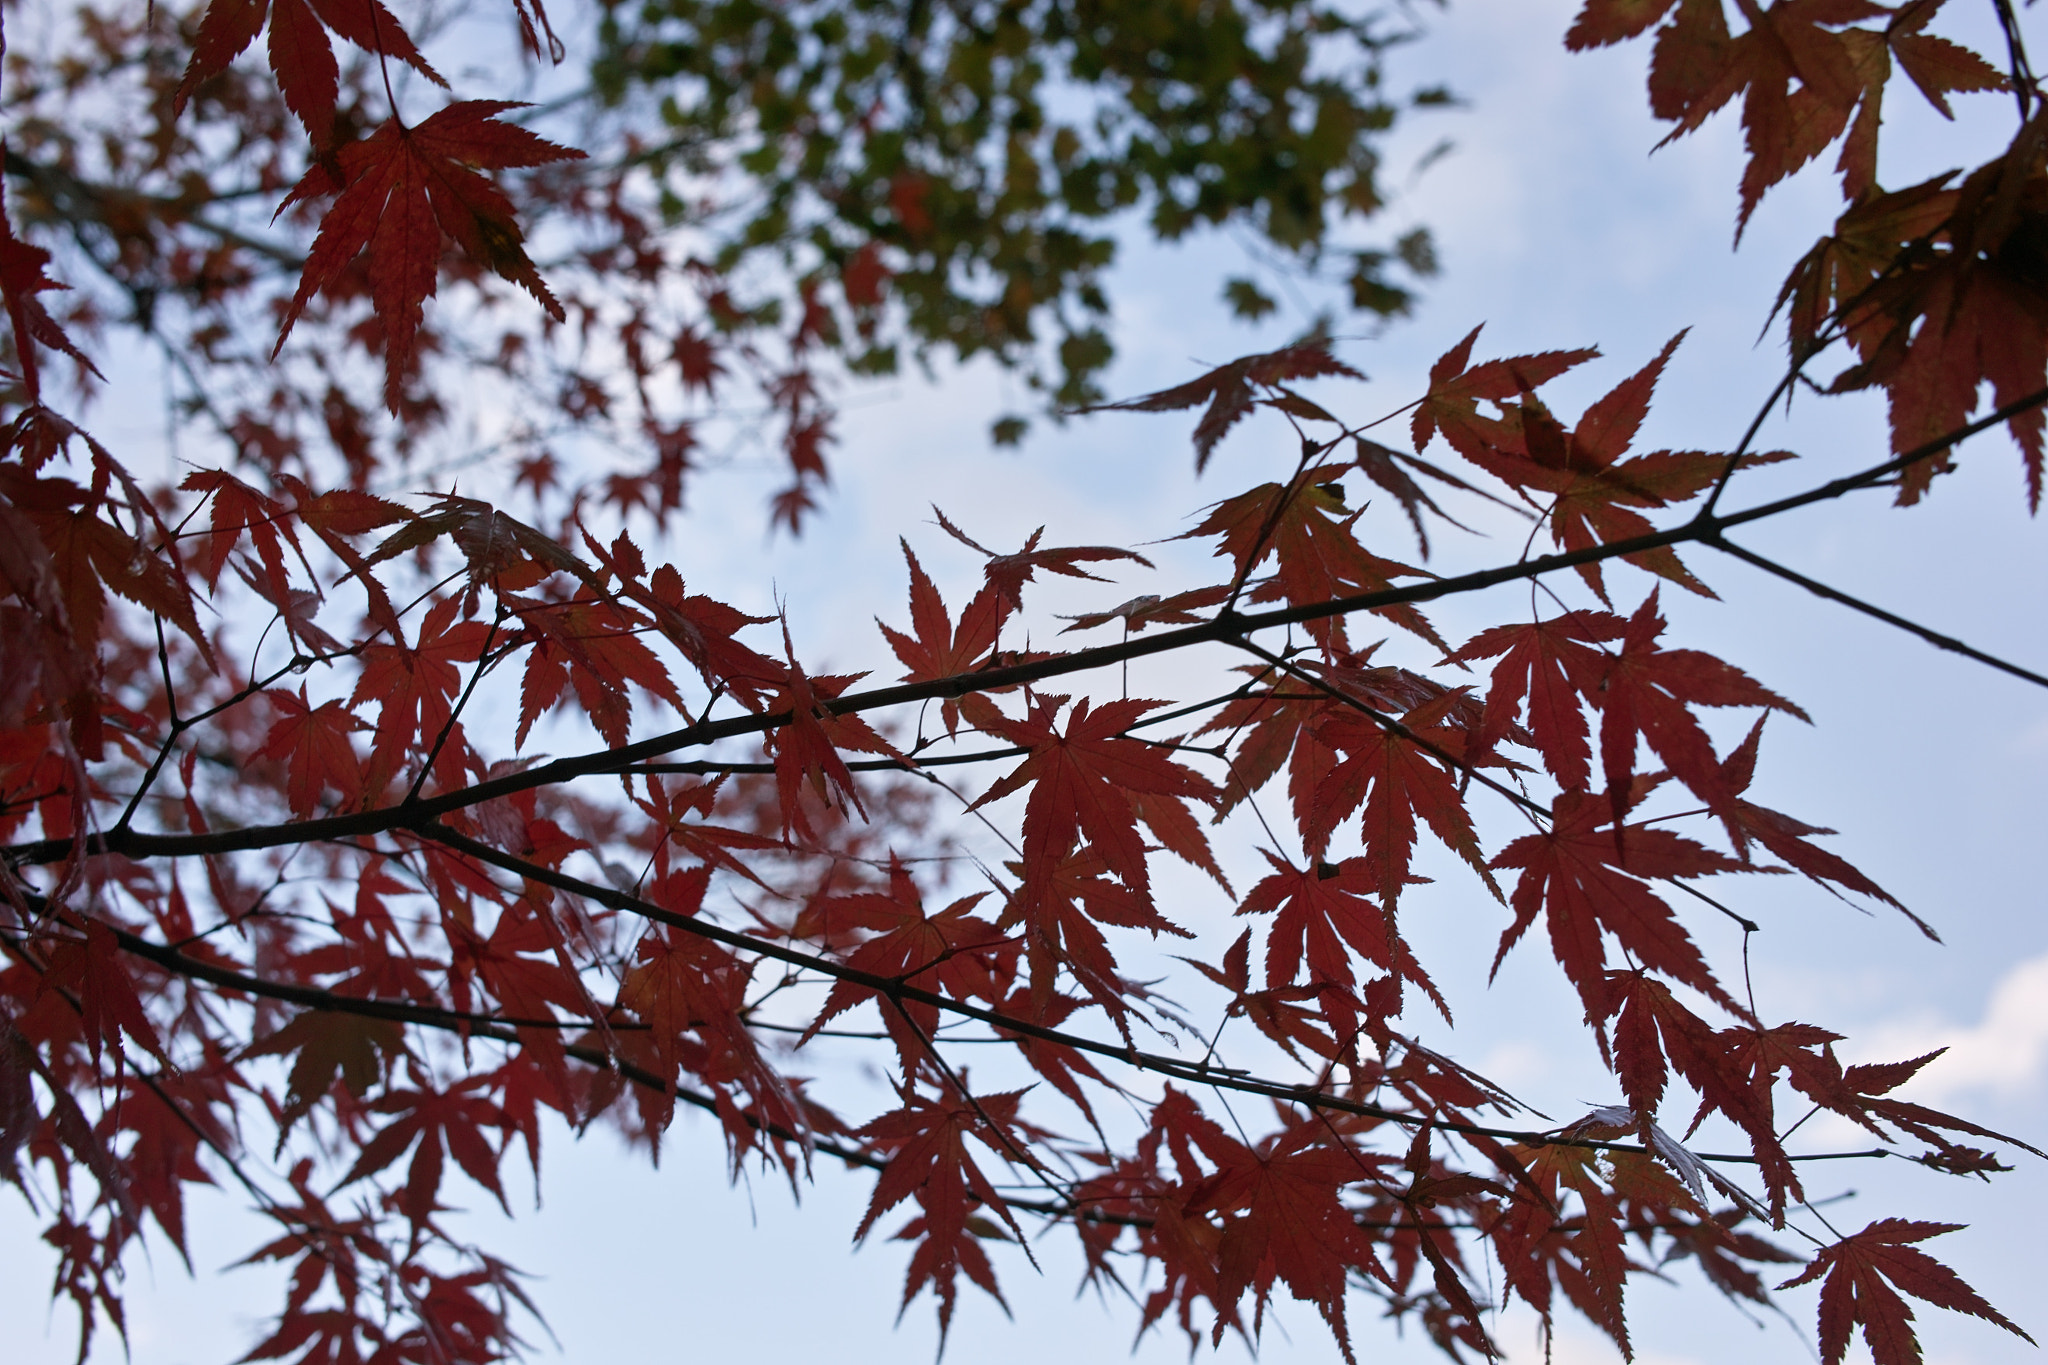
[618,876,800,1143]
[276,103,585,408]
[180,469,306,603]
[1778,1220,2033,1365]
[1087,335,1364,470]
[1714,716,1930,935]
[1237,850,1446,1027]
[999,838,1190,1021]
[1188,1117,1391,1363]
[1564,0,1682,49]
[1411,324,1599,461]
[176,0,447,141]
[1494,1135,1638,1356]
[1602,970,1793,1202]
[932,508,1152,615]
[855,1081,1037,1341]
[798,857,1009,1063]
[513,596,682,751]
[1596,590,1806,824]
[350,595,494,796]
[259,686,366,816]
[878,541,1006,734]
[1183,927,1343,1063]
[1451,609,1625,791]
[761,634,897,840]
[1491,788,1741,1019]
[970,693,1219,900]
[1056,585,1233,634]
[40,920,165,1068]
[1349,436,1487,558]
[1182,473,1444,652]
[1304,691,1497,908]
[0,196,99,402]
[1511,335,1780,599]
[339,1076,510,1223]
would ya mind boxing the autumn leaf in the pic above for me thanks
[1440,334,1791,600]
[339,1077,511,1222]
[1182,927,1344,1063]
[40,920,165,1068]
[1349,437,1487,558]
[1304,692,1497,908]
[1714,716,1930,936]
[276,102,585,408]
[9,470,209,666]
[970,693,1219,901]
[350,595,494,795]
[856,1082,1036,1341]
[1001,839,1189,1022]
[1189,1117,1391,1363]
[878,541,1006,734]
[932,507,1152,614]
[1411,324,1599,461]
[1491,789,1741,1019]
[1182,473,1444,652]
[1565,0,1680,50]
[246,1010,406,1135]
[0,195,99,402]
[1451,609,1624,791]
[1057,586,1232,634]
[1889,7,2007,121]
[176,0,447,141]
[1085,334,1364,470]
[1237,849,1446,1024]
[761,635,898,840]
[1494,1135,1637,1356]
[259,686,365,816]
[181,469,304,599]
[1778,1220,2033,1365]
[618,886,798,1143]
[1771,172,1960,368]
[798,856,1008,1061]
[513,596,682,751]
[1595,591,1806,828]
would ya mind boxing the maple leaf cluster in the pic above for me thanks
[0,3,2044,1365]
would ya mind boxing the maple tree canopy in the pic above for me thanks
[1,1,2045,1363]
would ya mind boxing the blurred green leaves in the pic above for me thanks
[594,0,1445,412]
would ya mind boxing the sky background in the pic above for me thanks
[5,2,2048,1363]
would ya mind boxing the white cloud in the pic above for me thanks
[1856,952,2048,1103]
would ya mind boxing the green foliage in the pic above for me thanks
[1223,276,1280,320]
[594,0,1446,407]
